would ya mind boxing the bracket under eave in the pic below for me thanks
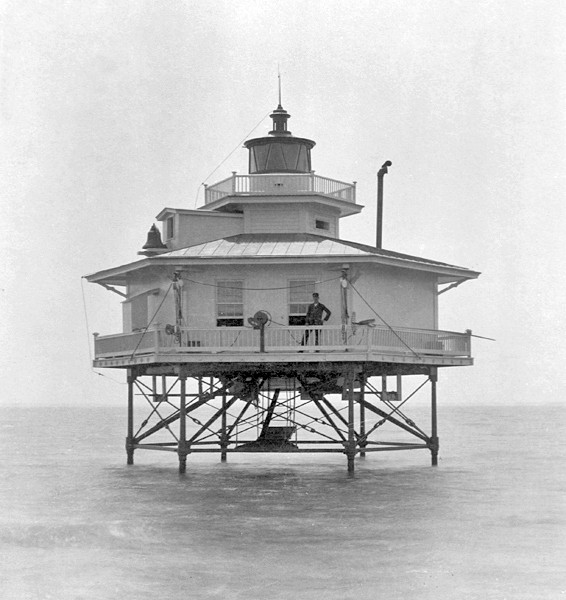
[100,283,127,298]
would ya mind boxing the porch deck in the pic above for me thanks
[93,325,472,369]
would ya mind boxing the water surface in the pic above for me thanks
[1,404,564,599]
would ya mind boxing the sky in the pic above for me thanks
[1,0,565,407]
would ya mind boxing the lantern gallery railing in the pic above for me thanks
[204,173,356,204]
[93,325,472,360]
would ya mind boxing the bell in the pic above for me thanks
[142,224,167,250]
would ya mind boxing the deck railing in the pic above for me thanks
[204,173,356,204]
[93,325,471,360]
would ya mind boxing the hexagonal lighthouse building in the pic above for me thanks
[86,98,479,473]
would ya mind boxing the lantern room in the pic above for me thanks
[244,103,315,174]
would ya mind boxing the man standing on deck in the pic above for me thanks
[301,293,331,347]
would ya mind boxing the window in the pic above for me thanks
[217,281,244,327]
[315,219,330,231]
[267,143,285,171]
[251,145,270,172]
[288,280,315,325]
[249,142,312,173]
[282,144,300,170]
[165,216,174,240]
[296,145,309,172]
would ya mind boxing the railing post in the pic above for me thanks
[231,171,237,194]
[92,332,99,360]
[466,329,472,357]
[203,183,208,204]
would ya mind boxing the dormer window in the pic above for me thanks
[315,219,329,231]
[165,216,174,240]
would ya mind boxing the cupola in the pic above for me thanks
[244,100,315,174]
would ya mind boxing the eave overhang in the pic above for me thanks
[201,194,363,218]
[85,258,152,287]
[84,235,480,287]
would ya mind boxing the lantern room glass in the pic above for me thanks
[249,142,311,174]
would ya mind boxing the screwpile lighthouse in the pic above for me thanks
[86,94,479,473]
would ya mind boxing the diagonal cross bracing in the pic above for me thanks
[135,378,236,442]
[187,394,241,445]
[357,398,429,442]
[134,380,179,441]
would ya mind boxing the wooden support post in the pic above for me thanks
[346,368,356,474]
[126,370,135,465]
[430,367,439,466]
[359,373,366,458]
[178,376,188,474]
[220,388,228,462]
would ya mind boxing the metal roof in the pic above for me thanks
[86,233,479,286]
[159,233,476,272]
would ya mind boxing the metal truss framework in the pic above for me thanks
[125,363,440,474]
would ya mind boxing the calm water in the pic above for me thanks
[1,404,564,599]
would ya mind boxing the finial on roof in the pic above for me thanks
[278,66,282,109]
[270,69,291,136]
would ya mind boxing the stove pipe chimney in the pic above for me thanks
[376,160,392,249]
